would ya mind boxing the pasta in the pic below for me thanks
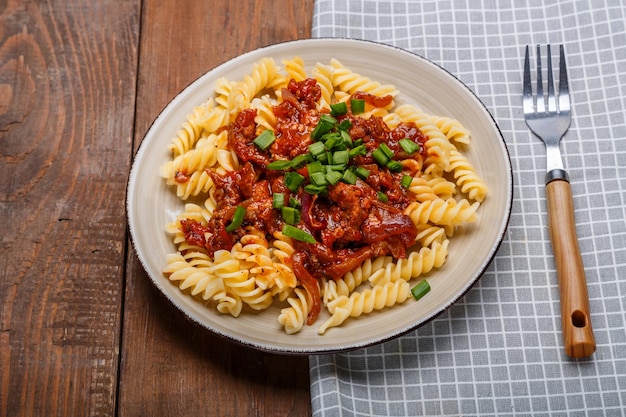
[161,56,488,335]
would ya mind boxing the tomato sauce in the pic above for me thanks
[180,78,427,325]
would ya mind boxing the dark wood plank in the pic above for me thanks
[0,1,140,416]
[119,1,314,416]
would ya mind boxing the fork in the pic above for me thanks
[523,44,596,358]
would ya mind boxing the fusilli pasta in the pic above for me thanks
[162,56,488,335]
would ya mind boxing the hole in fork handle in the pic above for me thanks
[571,310,587,328]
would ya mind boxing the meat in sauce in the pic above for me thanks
[180,78,427,325]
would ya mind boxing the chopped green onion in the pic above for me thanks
[307,161,324,175]
[284,171,305,192]
[377,191,389,203]
[316,151,329,164]
[349,144,367,158]
[372,147,390,165]
[379,143,395,159]
[282,224,316,244]
[326,170,343,185]
[401,175,413,188]
[330,101,347,116]
[411,279,431,301]
[327,163,347,172]
[273,193,285,209]
[253,129,276,150]
[311,114,336,140]
[323,133,341,150]
[355,166,370,180]
[386,160,403,172]
[310,172,328,186]
[340,130,352,147]
[342,169,357,185]
[225,206,246,233]
[289,197,300,208]
[281,206,301,225]
[351,98,365,114]
[304,184,327,195]
[339,119,352,131]
[290,153,312,169]
[309,141,326,158]
[399,138,420,154]
[332,150,350,165]
[266,160,293,170]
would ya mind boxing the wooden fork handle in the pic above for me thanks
[545,176,596,358]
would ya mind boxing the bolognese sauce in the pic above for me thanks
[180,78,428,324]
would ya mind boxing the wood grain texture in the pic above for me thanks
[118,1,314,416]
[545,179,596,358]
[1,0,139,416]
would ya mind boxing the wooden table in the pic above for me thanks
[1,1,314,415]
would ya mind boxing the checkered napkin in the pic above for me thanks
[309,1,626,416]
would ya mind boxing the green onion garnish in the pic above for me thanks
[284,171,305,192]
[351,98,365,114]
[273,193,285,209]
[282,224,316,244]
[309,141,326,158]
[311,114,337,140]
[281,206,301,225]
[290,153,312,169]
[332,150,349,165]
[323,133,341,151]
[330,101,347,116]
[327,163,347,172]
[309,172,328,186]
[377,191,389,203]
[349,144,367,158]
[225,206,246,233]
[340,130,352,147]
[289,197,300,208]
[379,143,394,159]
[339,119,352,131]
[253,129,276,150]
[266,160,293,170]
[411,279,431,301]
[304,184,327,195]
[355,166,370,180]
[401,175,413,188]
[341,169,357,185]
[386,160,403,172]
[399,138,420,155]
[325,170,343,185]
[307,161,324,175]
[372,147,390,165]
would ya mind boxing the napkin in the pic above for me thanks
[309,1,626,416]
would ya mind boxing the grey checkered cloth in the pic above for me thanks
[309,1,626,416]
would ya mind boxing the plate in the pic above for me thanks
[127,38,513,354]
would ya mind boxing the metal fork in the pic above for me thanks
[523,44,596,358]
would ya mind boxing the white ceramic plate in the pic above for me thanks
[127,38,513,354]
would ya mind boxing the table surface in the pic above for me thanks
[1,1,314,415]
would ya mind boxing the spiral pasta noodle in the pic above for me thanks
[318,280,411,334]
[368,240,450,286]
[278,288,311,334]
[405,197,479,227]
[430,115,471,145]
[395,104,457,174]
[162,56,488,335]
[330,58,398,106]
[312,62,334,108]
[448,149,489,202]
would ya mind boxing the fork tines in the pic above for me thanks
[523,44,570,116]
